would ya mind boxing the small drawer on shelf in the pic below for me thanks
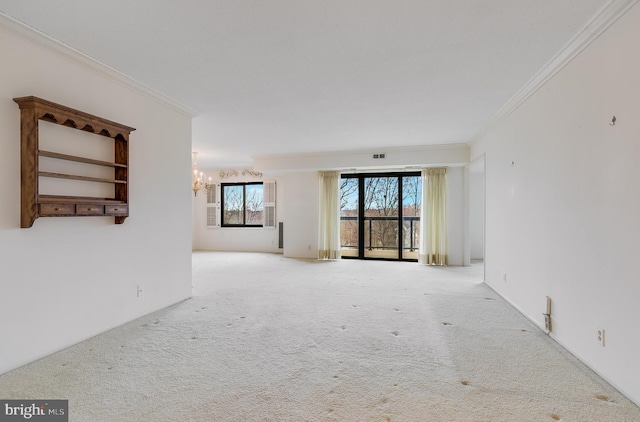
[39,204,75,215]
[76,205,105,215]
[105,205,128,216]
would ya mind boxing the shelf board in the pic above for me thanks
[38,195,126,205]
[39,150,127,168]
[39,171,127,184]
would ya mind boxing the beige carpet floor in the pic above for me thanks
[1,252,639,421]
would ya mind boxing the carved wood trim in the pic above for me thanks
[14,96,135,141]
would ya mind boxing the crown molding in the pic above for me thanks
[468,0,640,145]
[0,12,198,118]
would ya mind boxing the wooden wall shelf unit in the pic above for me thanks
[14,96,135,228]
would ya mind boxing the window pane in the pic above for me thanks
[402,176,421,257]
[340,178,359,254]
[364,177,398,258]
[245,184,264,225]
[223,185,244,224]
[402,176,421,217]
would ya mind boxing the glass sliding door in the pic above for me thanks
[340,177,359,257]
[402,175,422,260]
[364,176,400,259]
[340,172,421,261]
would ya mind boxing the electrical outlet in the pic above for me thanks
[137,285,143,298]
[597,328,605,347]
[503,273,507,283]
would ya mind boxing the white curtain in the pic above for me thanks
[419,168,448,265]
[318,171,341,260]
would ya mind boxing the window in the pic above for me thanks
[208,181,275,229]
[221,182,264,227]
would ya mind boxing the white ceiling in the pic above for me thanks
[0,1,607,168]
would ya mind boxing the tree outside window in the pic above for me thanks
[339,173,421,259]
[222,183,264,226]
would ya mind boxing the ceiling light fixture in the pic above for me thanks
[192,152,212,197]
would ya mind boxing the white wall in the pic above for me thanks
[0,18,193,374]
[254,144,469,172]
[446,167,465,266]
[471,3,640,404]
[279,172,319,259]
[194,116,470,259]
[192,172,283,254]
[192,171,319,259]
[469,171,485,260]
[193,168,467,263]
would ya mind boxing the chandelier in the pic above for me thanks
[192,152,212,197]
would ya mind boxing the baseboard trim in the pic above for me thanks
[483,282,640,409]
[0,294,192,376]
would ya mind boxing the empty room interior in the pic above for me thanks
[0,1,639,420]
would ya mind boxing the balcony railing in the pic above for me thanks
[340,216,420,252]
